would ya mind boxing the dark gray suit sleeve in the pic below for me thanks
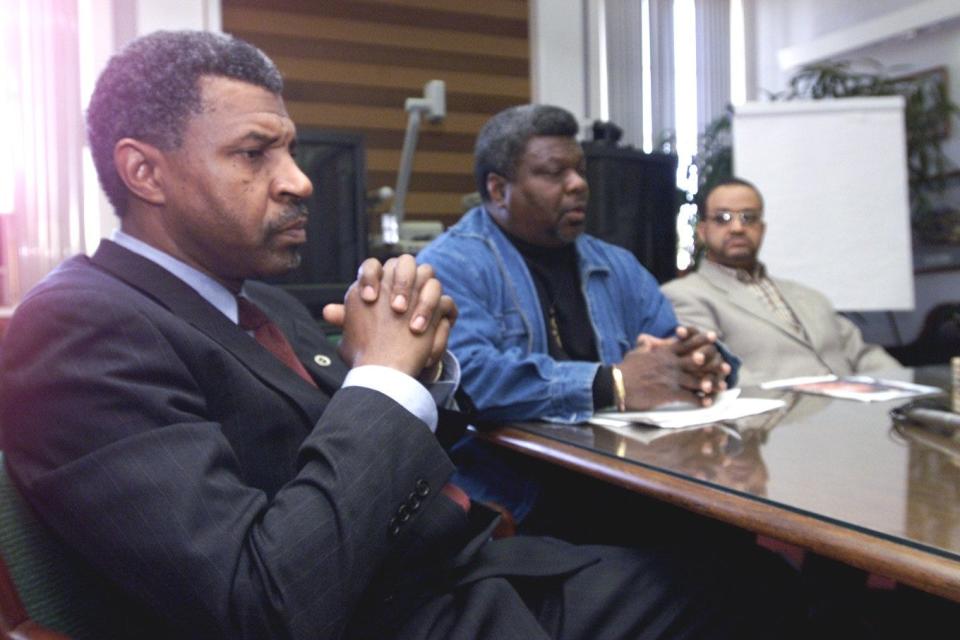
[0,285,460,640]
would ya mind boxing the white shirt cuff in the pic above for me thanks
[428,351,461,409]
[342,365,438,432]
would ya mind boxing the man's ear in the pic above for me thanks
[486,173,508,209]
[695,221,706,245]
[113,138,168,207]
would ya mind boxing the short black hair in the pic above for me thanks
[86,30,284,215]
[474,104,579,201]
[697,177,765,218]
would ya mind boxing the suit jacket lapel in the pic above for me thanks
[772,279,824,350]
[699,261,813,346]
[90,240,333,413]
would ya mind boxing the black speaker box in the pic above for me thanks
[583,143,679,283]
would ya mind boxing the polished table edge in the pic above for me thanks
[478,424,960,604]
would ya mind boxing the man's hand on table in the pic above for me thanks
[616,326,730,410]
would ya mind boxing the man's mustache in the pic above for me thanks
[269,201,310,233]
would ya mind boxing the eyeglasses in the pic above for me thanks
[703,209,763,226]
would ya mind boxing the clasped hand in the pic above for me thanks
[617,326,731,410]
[322,255,457,379]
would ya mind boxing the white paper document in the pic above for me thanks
[759,375,942,402]
[591,389,786,430]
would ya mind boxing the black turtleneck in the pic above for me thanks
[503,232,615,409]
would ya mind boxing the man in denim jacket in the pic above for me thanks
[418,105,736,530]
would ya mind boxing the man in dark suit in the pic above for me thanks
[0,31,804,639]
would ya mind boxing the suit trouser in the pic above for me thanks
[390,539,807,640]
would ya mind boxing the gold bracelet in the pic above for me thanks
[611,365,626,412]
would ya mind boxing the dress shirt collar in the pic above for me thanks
[704,258,767,284]
[111,229,240,324]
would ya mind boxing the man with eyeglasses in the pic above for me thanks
[662,177,900,386]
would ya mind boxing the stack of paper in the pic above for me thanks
[760,375,942,402]
[591,389,786,430]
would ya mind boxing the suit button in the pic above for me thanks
[407,492,421,511]
[388,516,400,537]
[397,504,411,523]
[415,479,430,497]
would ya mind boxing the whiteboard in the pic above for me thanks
[732,97,914,311]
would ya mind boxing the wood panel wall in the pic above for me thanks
[222,0,530,229]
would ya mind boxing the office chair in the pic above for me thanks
[0,453,90,639]
[0,553,68,640]
[887,302,960,366]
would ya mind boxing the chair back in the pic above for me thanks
[0,547,29,637]
[0,455,180,640]
[0,454,79,639]
[888,302,960,366]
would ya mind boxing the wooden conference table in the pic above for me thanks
[477,366,960,602]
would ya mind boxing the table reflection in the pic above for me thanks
[588,392,832,498]
[506,367,960,558]
[596,423,770,495]
[493,367,960,599]
[898,421,960,551]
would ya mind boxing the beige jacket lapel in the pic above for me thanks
[699,260,813,346]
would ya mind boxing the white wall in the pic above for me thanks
[530,0,608,133]
[114,0,221,46]
[748,1,960,168]
[135,0,221,38]
[83,0,222,242]
[530,0,587,121]
[748,1,956,94]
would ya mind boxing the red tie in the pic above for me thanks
[237,296,318,388]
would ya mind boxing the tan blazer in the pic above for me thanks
[661,260,901,386]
